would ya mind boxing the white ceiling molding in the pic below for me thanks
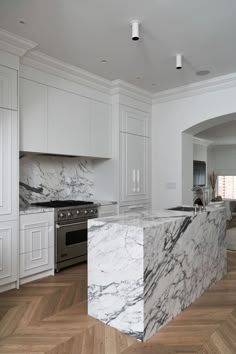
[0,28,37,57]
[111,79,152,105]
[21,51,112,94]
[152,72,236,104]
[193,137,213,146]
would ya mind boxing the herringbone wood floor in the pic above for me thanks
[1,252,236,354]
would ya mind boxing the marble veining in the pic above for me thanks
[19,205,54,215]
[88,207,227,342]
[20,153,94,207]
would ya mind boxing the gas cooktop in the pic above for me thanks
[31,200,94,208]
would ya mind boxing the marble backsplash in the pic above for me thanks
[20,153,94,207]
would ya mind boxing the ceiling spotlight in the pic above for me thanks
[176,54,183,69]
[19,20,26,25]
[101,59,108,63]
[131,20,140,41]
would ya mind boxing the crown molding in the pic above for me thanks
[153,72,236,104]
[193,137,213,147]
[21,51,112,94]
[0,28,37,57]
[111,79,152,104]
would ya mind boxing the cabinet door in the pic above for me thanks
[19,79,48,153]
[48,87,90,156]
[120,132,149,204]
[0,220,17,286]
[90,100,112,158]
[120,106,150,137]
[0,66,17,110]
[20,248,53,278]
[0,109,17,221]
[19,212,54,278]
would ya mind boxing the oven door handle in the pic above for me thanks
[56,221,87,229]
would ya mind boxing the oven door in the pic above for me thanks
[56,219,88,263]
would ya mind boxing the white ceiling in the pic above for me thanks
[1,0,236,92]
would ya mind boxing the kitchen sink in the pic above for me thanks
[167,206,196,212]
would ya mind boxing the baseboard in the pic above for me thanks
[0,281,17,293]
[20,269,55,285]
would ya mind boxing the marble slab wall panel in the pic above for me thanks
[88,220,145,341]
[20,153,94,206]
[143,208,227,341]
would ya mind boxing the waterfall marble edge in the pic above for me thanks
[88,207,227,341]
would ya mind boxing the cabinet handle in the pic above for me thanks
[132,169,136,192]
[136,169,140,192]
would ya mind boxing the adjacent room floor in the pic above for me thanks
[0,251,236,354]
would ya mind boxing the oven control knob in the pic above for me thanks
[59,213,64,218]
[76,210,80,215]
[67,212,72,217]
[90,209,94,213]
[84,210,88,214]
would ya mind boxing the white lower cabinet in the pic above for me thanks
[0,220,17,287]
[19,212,54,282]
[98,204,118,217]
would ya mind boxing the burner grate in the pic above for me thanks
[31,200,94,208]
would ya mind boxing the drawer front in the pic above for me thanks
[20,212,54,231]
[20,247,53,278]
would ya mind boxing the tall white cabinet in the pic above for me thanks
[119,105,150,209]
[93,93,151,211]
[0,65,18,290]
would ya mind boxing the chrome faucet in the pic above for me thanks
[192,185,206,212]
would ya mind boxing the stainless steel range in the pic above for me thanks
[31,200,99,271]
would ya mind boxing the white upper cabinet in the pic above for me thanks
[0,109,18,222]
[120,106,150,137]
[90,100,112,158]
[20,78,48,153]
[120,132,150,205]
[20,79,112,158]
[48,87,90,156]
[0,66,17,110]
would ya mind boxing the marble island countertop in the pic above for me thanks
[88,206,227,342]
[93,205,224,228]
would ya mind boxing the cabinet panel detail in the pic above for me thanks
[19,78,48,152]
[0,221,17,286]
[120,106,149,137]
[120,132,149,204]
[48,87,90,156]
[90,100,112,158]
[0,109,17,221]
[0,66,17,110]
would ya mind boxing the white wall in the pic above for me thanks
[207,145,236,176]
[193,143,207,162]
[152,85,236,209]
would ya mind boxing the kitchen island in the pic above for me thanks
[88,207,227,342]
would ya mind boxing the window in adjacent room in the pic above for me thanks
[218,176,236,199]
